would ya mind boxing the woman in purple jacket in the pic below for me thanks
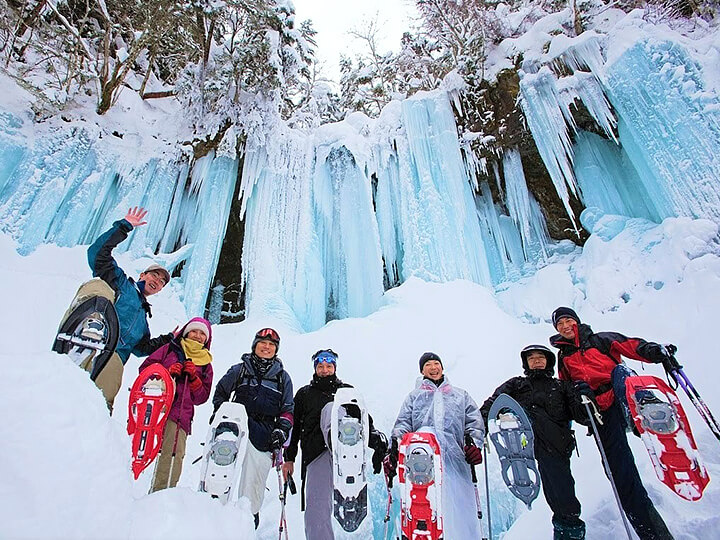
[139,317,214,492]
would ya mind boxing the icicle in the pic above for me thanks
[503,147,550,260]
[239,126,322,331]
[392,92,492,286]
[176,152,238,317]
[560,72,617,142]
[548,31,606,77]
[518,67,580,230]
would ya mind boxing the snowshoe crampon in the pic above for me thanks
[625,375,709,501]
[398,431,443,540]
[488,393,541,509]
[127,364,174,479]
[198,402,248,504]
[330,388,370,533]
[53,292,119,380]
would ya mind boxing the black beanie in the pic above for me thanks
[552,307,580,328]
[419,352,442,372]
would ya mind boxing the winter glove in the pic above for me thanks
[464,443,483,465]
[573,381,594,400]
[659,344,682,372]
[168,363,183,378]
[183,360,198,380]
[189,376,203,392]
[383,438,399,481]
[369,430,389,475]
[574,381,598,421]
[270,428,287,451]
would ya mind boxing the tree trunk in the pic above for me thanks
[139,49,156,97]
[97,34,150,114]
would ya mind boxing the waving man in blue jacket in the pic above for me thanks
[85,207,173,410]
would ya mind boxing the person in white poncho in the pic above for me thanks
[385,352,485,539]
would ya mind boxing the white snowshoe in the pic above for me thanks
[329,387,372,535]
[198,402,249,504]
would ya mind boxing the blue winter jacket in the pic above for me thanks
[87,219,171,364]
[213,353,295,452]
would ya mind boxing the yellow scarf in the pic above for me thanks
[181,337,213,366]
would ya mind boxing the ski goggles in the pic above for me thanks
[312,349,338,366]
[256,328,280,342]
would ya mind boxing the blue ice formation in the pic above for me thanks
[0,112,236,318]
[1,87,551,331]
[519,37,720,227]
[605,40,720,221]
[1,34,718,330]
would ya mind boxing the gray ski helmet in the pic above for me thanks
[520,344,556,374]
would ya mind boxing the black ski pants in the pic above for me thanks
[596,402,673,540]
[537,452,585,540]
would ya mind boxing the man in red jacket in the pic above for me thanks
[549,306,674,540]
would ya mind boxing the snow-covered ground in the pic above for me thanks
[1,210,720,539]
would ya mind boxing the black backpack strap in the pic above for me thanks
[230,362,248,402]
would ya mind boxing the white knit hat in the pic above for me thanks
[183,321,209,338]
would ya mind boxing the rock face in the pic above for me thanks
[459,68,589,242]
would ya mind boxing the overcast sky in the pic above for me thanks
[291,0,419,84]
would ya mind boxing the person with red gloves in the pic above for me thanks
[384,352,485,539]
[549,307,674,540]
[138,317,214,493]
[480,344,590,540]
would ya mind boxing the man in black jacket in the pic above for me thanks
[282,349,387,540]
[480,345,592,540]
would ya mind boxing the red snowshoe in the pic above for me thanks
[625,375,709,501]
[398,431,444,540]
[127,364,174,479]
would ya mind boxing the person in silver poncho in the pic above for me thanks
[385,352,485,538]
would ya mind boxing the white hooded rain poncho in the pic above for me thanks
[392,375,485,539]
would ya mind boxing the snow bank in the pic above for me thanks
[2,209,720,538]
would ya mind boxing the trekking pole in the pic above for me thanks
[470,466,484,519]
[581,396,633,540]
[273,450,289,540]
[383,469,393,540]
[464,435,483,522]
[664,356,720,442]
[483,439,492,540]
